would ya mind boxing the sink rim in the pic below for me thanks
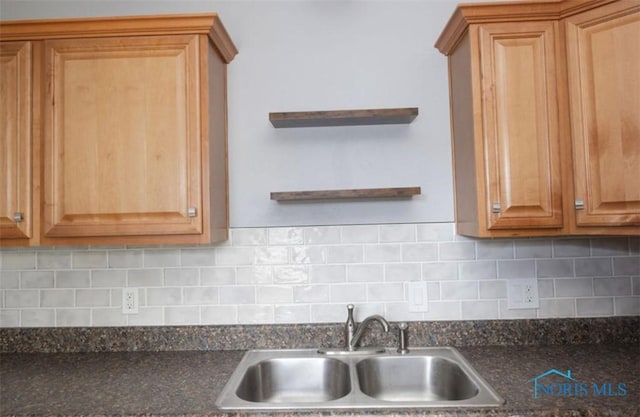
[215,347,505,410]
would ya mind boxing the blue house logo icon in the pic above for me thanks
[528,369,575,398]
[529,369,628,399]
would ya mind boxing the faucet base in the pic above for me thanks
[317,347,386,356]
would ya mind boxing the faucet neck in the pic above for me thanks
[349,314,390,350]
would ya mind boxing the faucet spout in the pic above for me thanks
[349,314,390,351]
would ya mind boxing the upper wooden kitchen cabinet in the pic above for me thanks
[436,0,639,237]
[0,14,237,246]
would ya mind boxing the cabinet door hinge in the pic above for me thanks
[492,202,501,213]
[575,199,585,210]
[187,207,197,217]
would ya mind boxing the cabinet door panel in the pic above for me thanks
[566,3,640,227]
[43,35,203,237]
[0,41,32,240]
[479,22,563,230]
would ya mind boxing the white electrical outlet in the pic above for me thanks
[122,288,139,314]
[507,279,540,309]
[407,281,429,312]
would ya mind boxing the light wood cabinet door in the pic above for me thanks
[478,21,563,231]
[0,41,32,240]
[565,2,640,227]
[43,35,204,238]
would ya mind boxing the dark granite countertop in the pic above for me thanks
[1,344,638,417]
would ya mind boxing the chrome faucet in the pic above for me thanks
[345,304,390,351]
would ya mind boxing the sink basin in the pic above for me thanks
[356,356,478,401]
[216,347,504,410]
[236,357,351,403]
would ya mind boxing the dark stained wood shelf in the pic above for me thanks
[271,186,421,201]
[269,107,418,128]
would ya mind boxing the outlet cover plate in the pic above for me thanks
[507,278,539,309]
[407,281,429,312]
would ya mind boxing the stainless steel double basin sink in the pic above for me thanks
[216,347,504,410]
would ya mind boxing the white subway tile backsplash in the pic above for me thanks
[593,277,632,296]
[458,261,497,280]
[1,222,635,327]
[402,243,437,262]
[21,271,54,288]
[441,281,478,300]
[56,309,90,327]
[76,289,110,307]
[326,245,363,264]
[108,250,143,268]
[147,288,182,306]
[274,266,309,284]
[293,285,330,303]
[0,310,20,327]
[219,287,255,304]
[268,227,303,245]
[347,264,384,282]
[143,249,180,267]
[536,259,573,278]
[422,262,458,281]
[237,266,273,284]
[255,247,288,265]
[0,272,20,289]
[290,246,326,264]
[538,299,575,318]
[92,308,126,326]
[416,223,454,242]
[438,242,475,261]
[238,305,274,324]
[275,305,310,323]
[576,297,614,317]
[41,289,75,307]
[613,256,640,276]
[231,228,268,246]
[330,284,367,303]
[304,227,341,245]
[379,224,415,243]
[201,306,237,325]
[477,241,514,260]
[180,248,216,266]
[310,265,346,283]
[92,270,127,288]
[364,244,402,263]
[461,300,499,319]
[554,239,590,258]
[37,252,71,269]
[575,258,612,277]
[614,296,640,315]
[200,267,235,285]
[367,283,404,302]
[72,251,108,269]
[514,239,552,259]
[257,286,293,304]
[21,309,55,327]
[497,260,535,279]
[184,287,218,305]
[165,306,200,325]
[341,225,378,243]
[385,263,420,282]
[127,269,163,287]
[1,252,36,270]
[164,268,199,286]
[555,278,593,297]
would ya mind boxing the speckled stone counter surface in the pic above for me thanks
[1,317,638,352]
[1,344,638,417]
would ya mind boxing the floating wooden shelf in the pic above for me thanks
[269,107,418,128]
[271,186,421,201]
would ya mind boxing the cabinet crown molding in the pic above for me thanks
[0,13,238,63]
[435,0,623,54]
